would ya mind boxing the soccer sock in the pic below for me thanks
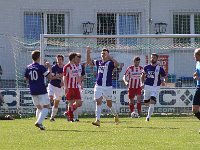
[194,111,200,120]
[73,108,78,120]
[129,103,134,113]
[68,106,74,120]
[36,108,41,119]
[137,102,141,114]
[147,104,154,119]
[51,106,58,118]
[96,105,101,121]
[37,108,48,124]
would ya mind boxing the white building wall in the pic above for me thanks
[0,0,199,81]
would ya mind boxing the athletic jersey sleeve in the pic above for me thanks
[160,67,166,77]
[41,65,49,77]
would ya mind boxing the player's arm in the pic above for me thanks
[160,67,167,86]
[194,71,199,80]
[141,71,146,89]
[123,68,129,86]
[86,46,94,66]
[63,66,68,93]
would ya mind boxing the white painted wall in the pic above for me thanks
[0,0,199,81]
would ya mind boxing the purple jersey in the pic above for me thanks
[50,64,63,88]
[143,64,166,86]
[24,63,49,95]
[93,60,114,86]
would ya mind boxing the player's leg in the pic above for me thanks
[192,88,200,120]
[35,94,50,130]
[50,87,63,121]
[136,87,142,117]
[32,95,42,119]
[104,87,119,124]
[47,84,55,119]
[143,88,151,121]
[146,90,157,121]
[128,88,135,116]
[92,85,103,126]
[64,88,75,122]
[73,88,82,121]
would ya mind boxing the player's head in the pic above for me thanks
[151,53,158,64]
[194,48,200,61]
[68,52,77,63]
[76,53,81,64]
[32,50,40,62]
[101,48,109,59]
[133,56,140,67]
[56,54,64,65]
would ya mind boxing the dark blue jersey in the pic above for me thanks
[24,63,49,95]
[143,64,166,86]
[50,64,63,88]
[93,60,114,86]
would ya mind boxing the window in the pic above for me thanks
[24,12,66,43]
[173,12,200,46]
[97,12,140,47]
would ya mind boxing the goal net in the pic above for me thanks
[3,34,200,117]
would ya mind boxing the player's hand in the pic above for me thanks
[45,62,51,68]
[194,72,199,80]
[86,46,92,54]
[124,81,128,86]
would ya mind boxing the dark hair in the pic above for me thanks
[69,52,77,61]
[77,53,81,58]
[102,48,109,53]
[56,54,64,60]
[151,53,158,58]
[133,56,140,61]
[32,50,40,61]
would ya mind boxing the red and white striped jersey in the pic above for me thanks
[63,63,79,88]
[124,65,143,88]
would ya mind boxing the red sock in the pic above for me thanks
[129,103,134,113]
[137,102,141,114]
[68,107,74,120]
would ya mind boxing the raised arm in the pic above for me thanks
[86,46,94,66]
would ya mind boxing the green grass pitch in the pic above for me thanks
[0,116,200,150]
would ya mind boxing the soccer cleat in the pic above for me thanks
[92,120,100,126]
[50,117,55,122]
[35,123,45,130]
[114,114,119,125]
[74,119,80,122]
[145,117,150,122]
[199,129,200,134]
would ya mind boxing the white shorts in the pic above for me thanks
[32,93,50,106]
[47,83,64,100]
[143,85,160,100]
[94,85,112,100]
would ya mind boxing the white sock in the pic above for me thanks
[96,105,101,121]
[147,104,154,119]
[73,108,78,120]
[51,106,58,118]
[36,109,41,119]
[37,108,49,124]
[109,106,117,115]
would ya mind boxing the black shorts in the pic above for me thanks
[193,88,200,105]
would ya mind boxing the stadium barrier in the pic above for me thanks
[0,87,195,116]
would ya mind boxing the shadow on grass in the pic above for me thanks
[127,126,180,130]
[46,129,109,132]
